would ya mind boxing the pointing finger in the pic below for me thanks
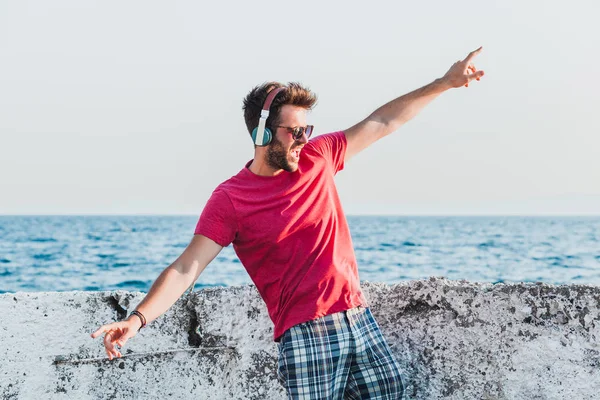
[91,325,110,339]
[464,46,483,63]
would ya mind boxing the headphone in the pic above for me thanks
[251,87,286,146]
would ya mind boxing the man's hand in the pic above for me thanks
[441,47,485,89]
[90,318,141,360]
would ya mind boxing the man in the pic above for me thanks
[92,47,484,399]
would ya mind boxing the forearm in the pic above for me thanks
[129,264,196,326]
[343,47,483,161]
[369,78,451,137]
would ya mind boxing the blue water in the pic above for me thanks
[0,216,599,293]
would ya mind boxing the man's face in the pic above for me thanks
[265,105,309,173]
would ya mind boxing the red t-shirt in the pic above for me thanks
[194,131,366,340]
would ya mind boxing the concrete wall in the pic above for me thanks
[1,277,599,399]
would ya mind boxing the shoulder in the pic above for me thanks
[305,131,346,154]
[302,131,347,173]
[212,166,251,195]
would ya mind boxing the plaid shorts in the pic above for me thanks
[277,307,404,399]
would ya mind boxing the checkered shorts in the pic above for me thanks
[277,307,404,399]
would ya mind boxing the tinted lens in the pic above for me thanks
[289,126,314,140]
[292,127,303,140]
[305,125,313,139]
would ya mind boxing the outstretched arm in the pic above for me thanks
[344,47,485,161]
[90,234,223,359]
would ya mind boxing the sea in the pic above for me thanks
[0,215,599,293]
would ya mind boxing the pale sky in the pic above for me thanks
[1,0,599,215]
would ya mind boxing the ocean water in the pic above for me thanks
[0,216,599,293]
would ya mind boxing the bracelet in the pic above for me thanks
[130,310,147,331]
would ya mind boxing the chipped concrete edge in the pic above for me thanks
[1,278,599,399]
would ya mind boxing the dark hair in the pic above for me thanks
[242,82,317,136]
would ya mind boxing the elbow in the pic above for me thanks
[367,113,395,140]
[169,261,201,285]
[369,111,388,127]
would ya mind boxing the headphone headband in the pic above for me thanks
[262,87,285,113]
[252,86,286,146]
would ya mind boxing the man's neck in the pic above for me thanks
[247,159,283,177]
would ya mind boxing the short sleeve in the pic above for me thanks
[194,189,237,247]
[305,131,347,174]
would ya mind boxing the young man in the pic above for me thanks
[92,48,484,399]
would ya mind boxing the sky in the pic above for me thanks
[1,0,599,216]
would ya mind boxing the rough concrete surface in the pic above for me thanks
[1,278,599,399]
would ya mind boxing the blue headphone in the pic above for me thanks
[251,87,286,146]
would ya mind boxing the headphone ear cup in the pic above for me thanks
[251,127,272,146]
[262,128,272,146]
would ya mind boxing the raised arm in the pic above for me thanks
[344,47,485,161]
[90,234,223,359]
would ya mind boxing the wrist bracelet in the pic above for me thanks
[130,310,147,331]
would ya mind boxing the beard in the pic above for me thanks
[266,135,300,172]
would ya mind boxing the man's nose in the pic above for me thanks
[296,132,309,144]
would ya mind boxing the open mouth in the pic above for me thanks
[290,147,301,161]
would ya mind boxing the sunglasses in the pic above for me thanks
[276,125,314,141]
